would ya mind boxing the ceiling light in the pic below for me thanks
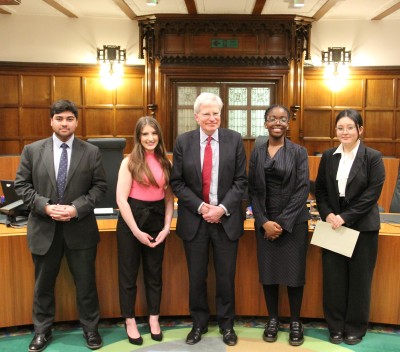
[293,0,304,8]
[147,0,158,6]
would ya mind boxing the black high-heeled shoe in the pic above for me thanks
[124,322,143,345]
[148,319,163,342]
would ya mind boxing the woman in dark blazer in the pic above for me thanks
[248,104,310,347]
[315,109,385,346]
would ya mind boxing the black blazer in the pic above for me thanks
[315,141,385,232]
[15,137,108,255]
[170,128,247,241]
[248,138,310,234]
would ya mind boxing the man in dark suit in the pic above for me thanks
[15,99,107,352]
[170,92,247,346]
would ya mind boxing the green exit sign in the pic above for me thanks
[211,39,239,48]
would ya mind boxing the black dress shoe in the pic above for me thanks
[289,321,304,346]
[124,322,143,345]
[219,328,238,346]
[263,318,279,342]
[329,331,344,344]
[149,322,163,342]
[28,331,52,352]
[344,334,362,345]
[186,327,208,345]
[83,331,103,350]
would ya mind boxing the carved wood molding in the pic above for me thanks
[138,15,313,65]
[159,55,290,66]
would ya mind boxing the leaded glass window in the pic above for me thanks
[175,83,274,138]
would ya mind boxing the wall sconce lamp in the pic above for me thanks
[321,47,351,91]
[146,0,158,6]
[97,45,126,89]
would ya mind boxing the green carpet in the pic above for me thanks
[1,320,399,352]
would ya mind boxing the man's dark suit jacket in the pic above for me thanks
[315,141,385,232]
[170,128,247,241]
[15,137,107,255]
[248,138,310,234]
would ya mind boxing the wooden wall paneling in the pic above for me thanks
[0,108,19,138]
[370,235,400,323]
[116,77,145,106]
[0,141,21,155]
[303,141,333,158]
[364,111,393,140]
[74,108,84,138]
[96,233,120,318]
[380,158,399,212]
[54,76,83,105]
[20,108,52,139]
[303,78,332,107]
[366,79,395,108]
[0,236,14,327]
[235,231,266,315]
[21,75,51,106]
[115,109,143,143]
[85,108,114,137]
[85,77,114,106]
[334,78,363,108]
[0,75,19,105]
[159,232,189,315]
[10,234,35,326]
[303,110,332,138]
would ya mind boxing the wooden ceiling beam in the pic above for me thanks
[312,0,343,21]
[0,7,12,14]
[0,0,20,4]
[252,0,267,15]
[42,0,78,18]
[112,0,137,20]
[184,0,197,15]
[372,1,400,20]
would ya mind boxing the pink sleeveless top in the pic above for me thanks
[129,152,166,201]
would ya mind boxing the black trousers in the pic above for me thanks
[32,222,99,333]
[117,198,166,317]
[183,220,238,330]
[322,230,378,336]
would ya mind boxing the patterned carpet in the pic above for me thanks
[1,318,399,352]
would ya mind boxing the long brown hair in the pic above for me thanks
[128,116,171,188]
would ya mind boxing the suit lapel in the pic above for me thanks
[347,142,366,187]
[67,139,85,186]
[218,129,227,182]
[190,130,202,183]
[282,138,295,185]
[330,152,341,196]
[41,138,57,191]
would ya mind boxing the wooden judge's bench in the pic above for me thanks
[1,156,400,328]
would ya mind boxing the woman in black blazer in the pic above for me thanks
[315,109,385,346]
[248,105,310,347]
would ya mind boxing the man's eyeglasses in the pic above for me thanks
[265,116,289,124]
[336,126,356,133]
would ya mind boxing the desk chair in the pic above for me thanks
[87,138,126,210]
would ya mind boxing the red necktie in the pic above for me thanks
[202,136,212,203]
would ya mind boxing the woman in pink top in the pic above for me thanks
[116,116,174,345]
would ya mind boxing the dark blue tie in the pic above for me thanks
[57,143,68,204]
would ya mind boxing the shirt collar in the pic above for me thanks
[333,139,360,157]
[200,129,219,143]
[53,133,74,149]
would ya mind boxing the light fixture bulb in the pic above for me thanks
[294,0,305,8]
[147,0,158,6]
